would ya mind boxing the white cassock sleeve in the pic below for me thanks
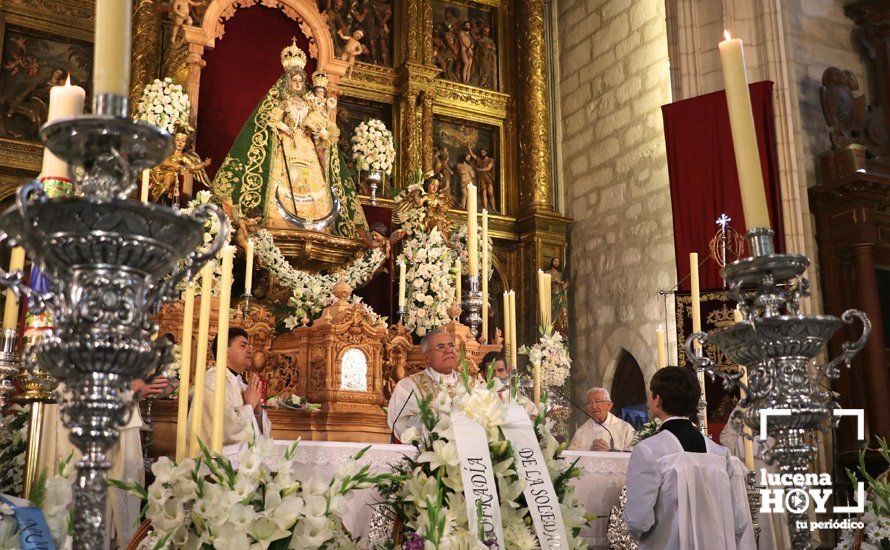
[613,418,636,451]
[387,377,421,441]
[197,369,258,447]
[624,442,660,539]
[727,455,756,549]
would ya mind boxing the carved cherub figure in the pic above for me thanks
[338,29,367,79]
[168,0,203,46]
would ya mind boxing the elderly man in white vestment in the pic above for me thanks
[625,367,755,550]
[37,377,169,546]
[568,387,635,451]
[387,328,458,441]
[190,327,271,447]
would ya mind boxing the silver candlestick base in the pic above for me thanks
[241,293,253,321]
[462,275,482,338]
[396,306,405,326]
[746,470,762,545]
[686,227,870,550]
[0,93,228,547]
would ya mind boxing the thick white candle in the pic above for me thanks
[211,246,235,452]
[188,262,215,456]
[508,290,517,368]
[398,261,406,308]
[690,253,701,351]
[739,366,755,470]
[94,0,133,96]
[718,32,771,229]
[733,307,743,323]
[244,239,255,295]
[175,283,195,461]
[455,259,462,303]
[2,248,25,330]
[503,291,511,366]
[140,170,151,203]
[41,77,85,179]
[481,210,488,341]
[543,272,552,329]
[467,184,478,276]
[656,326,667,369]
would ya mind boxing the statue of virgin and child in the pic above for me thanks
[212,39,367,239]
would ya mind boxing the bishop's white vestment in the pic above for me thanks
[569,412,636,451]
[625,418,755,550]
[188,367,271,448]
[387,367,457,441]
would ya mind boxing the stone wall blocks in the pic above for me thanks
[628,0,659,27]
[600,0,633,22]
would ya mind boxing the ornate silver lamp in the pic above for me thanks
[0,92,227,547]
[686,227,870,550]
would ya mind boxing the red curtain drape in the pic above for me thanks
[661,81,784,292]
[195,5,316,180]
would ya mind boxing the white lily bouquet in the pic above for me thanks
[397,226,455,337]
[351,119,395,177]
[520,330,572,389]
[449,223,493,278]
[378,367,588,549]
[0,458,76,548]
[113,437,401,549]
[135,77,191,132]
[834,437,890,550]
[0,405,29,496]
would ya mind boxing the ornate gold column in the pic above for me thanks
[421,89,435,172]
[515,0,553,213]
[130,0,163,104]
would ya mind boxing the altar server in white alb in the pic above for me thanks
[569,387,636,451]
[190,327,271,447]
[387,328,458,441]
[625,367,755,549]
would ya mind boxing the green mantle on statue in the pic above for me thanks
[211,75,367,239]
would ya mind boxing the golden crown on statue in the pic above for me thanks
[281,38,307,72]
[312,71,329,89]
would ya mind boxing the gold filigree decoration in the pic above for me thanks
[6,0,94,20]
[240,87,278,212]
[130,0,163,104]
[434,80,509,119]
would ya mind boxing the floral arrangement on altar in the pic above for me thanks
[0,458,75,548]
[182,190,233,296]
[0,404,28,496]
[378,368,588,549]
[249,229,386,326]
[135,78,190,133]
[835,437,890,550]
[629,417,661,448]
[520,330,572,389]
[351,119,395,177]
[267,392,322,412]
[113,437,399,549]
[397,226,455,337]
[449,223,493,278]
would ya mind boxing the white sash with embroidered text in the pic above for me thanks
[502,404,569,549]
[451,412,505,546]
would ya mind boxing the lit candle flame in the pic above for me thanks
[724,30,732,41]
[65,73,72,86]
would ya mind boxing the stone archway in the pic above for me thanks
[181,0,350,125]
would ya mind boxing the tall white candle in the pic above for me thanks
[481,210,489,341]
[542,272,552,329]
[41,77,85,179]
[244,239,255,295]
[656,326,667,369]
[718,31,771,229]
[94,0,133,97]
[508,290,517,369]
[690,253,701,351]
[398,261,407,308]
[2,248,25,330]
[140,170,151,203]
[175,283,195,461]
[211,246,235,452]
[503,291,511,366]
[188,262,215,456]
[467,184,478,276]
[455,259,462,303]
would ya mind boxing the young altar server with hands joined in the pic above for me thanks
[189,327,271,448]
[624,366,755,549]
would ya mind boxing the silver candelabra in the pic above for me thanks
[462,275,482,338]
[0,93,228,547]
[686,227,870,550]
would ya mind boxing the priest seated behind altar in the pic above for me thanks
[625,367,755,550]
[189,327,271,447]
[387,328,458,441]
[568,387,635,452]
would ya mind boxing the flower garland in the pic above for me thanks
[379,372,588,549]
[0,458,75,548]
[351,119,395,176]
[520,330,572,388]
[134,78,190,133]
[0,404,28,495]
[112,436,399,549]
[252,229,386,324]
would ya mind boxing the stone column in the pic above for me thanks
[515,0,553,213]
[853,243,890,439]
[130,0,163,105]
[185,42,207,128]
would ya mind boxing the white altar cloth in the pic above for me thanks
[223,440,416,547]
[221,442,628,548]
[563,449,630,549]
